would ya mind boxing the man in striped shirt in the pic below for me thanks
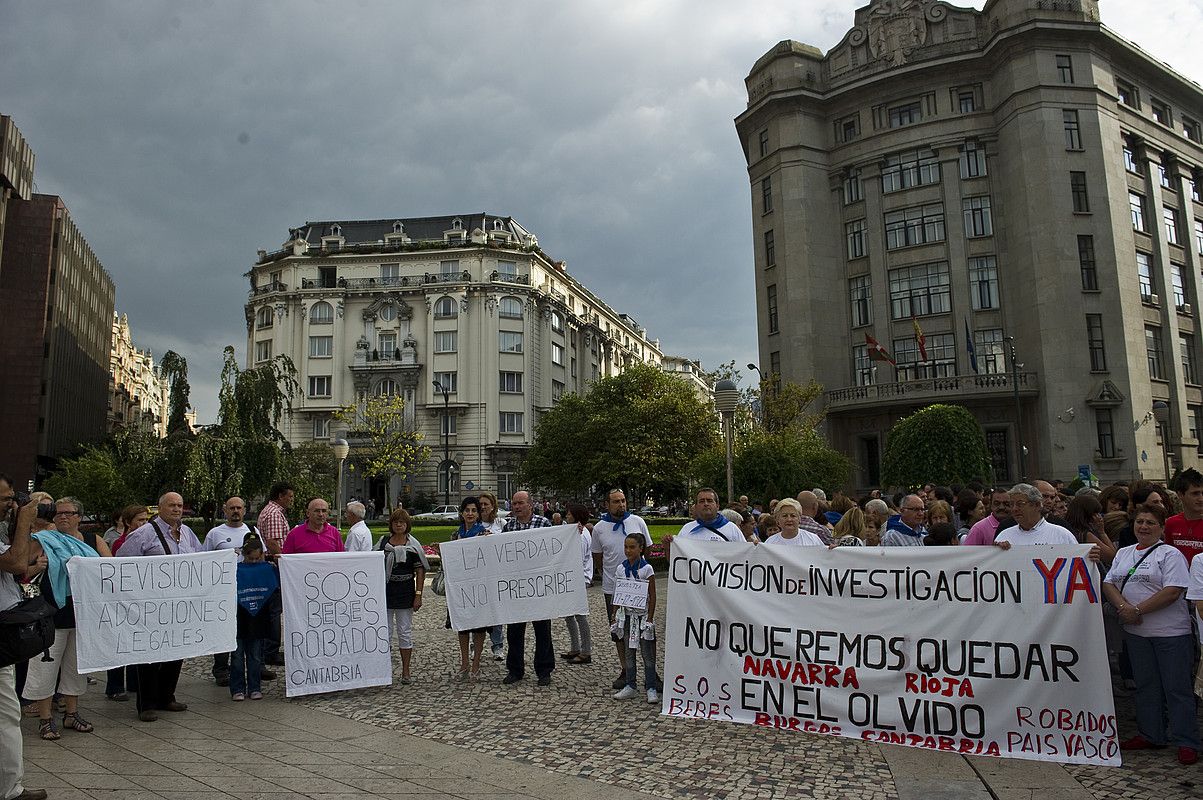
[257,482,293,665]
[501,491,555,687]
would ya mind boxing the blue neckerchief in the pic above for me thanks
[622,557,649,578]
[456,522,486,539]
[236,562,279,616]
[33,530,98,601]
[600,511,631,534]
[691,516,728,535]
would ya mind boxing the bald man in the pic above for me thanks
[115,492,202,722]
[794,491,835,545]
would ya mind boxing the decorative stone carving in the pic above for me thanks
[274,302,287,320]
[336,300,344,319]
[855,0,947,65]
[356,335,371,351]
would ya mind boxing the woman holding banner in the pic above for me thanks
[1102,503,1199,765]
[446,497,489,680]
[477,492,506,660]
[763,499,826,547]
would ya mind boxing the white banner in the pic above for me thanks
[68,550,237,673]
[440,524,588,631]
[279,551,391,697]
[663,540,1119,767]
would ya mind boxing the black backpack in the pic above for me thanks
[0,594,56,668]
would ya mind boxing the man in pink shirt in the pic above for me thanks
[962,488,1012,546]
[282,498,345,554]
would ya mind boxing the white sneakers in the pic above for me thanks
[612,685,638,700]
[647,688,659,705]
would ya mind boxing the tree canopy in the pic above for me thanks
[332,392,430,512]
[880,403,992,489]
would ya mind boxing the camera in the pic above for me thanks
[36,503,55,522]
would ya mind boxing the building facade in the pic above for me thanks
[108,312,170,437]
[246,214,668,509]
[0,193,115,486]
[739,0,1203,488]
[0,116,35,272]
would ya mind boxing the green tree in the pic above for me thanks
[160,350,192,436]
[42,445,133,517]
[281,442,339,518]
[880,403,992,489]
[332,393,431,513]
[521,363,716,501]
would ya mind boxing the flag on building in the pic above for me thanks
[912,317,928,361]
[865,333,895,366]
[965,319,979,374]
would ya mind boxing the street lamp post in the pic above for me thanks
[1004,336,1026,481]
[714,379,740,507]
[1153,400,1173,483]
[331,438,350,533]
[433,380,451,507]
[746,362,767,430]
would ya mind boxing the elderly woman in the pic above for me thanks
[862,498,890,546]
[1102,504,1198,765]
[763,499,826,547]
[25,497,109,740]
[378,508,427,684]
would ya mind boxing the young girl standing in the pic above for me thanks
[611,533,662,704]
[231,533,279,701]
[378,508,427,684]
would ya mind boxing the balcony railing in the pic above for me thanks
[249,281,287,297]
[826,371,1039,410]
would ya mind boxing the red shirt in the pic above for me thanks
[282,523,345,554]
[1164,513,1203,565]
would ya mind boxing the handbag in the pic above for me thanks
[0,594,57,668]
[431,570,447,597]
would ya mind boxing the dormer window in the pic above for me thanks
[331,224,342,236]
[452,218,463,231]
[392,221,404,234]
[493,219,504,231]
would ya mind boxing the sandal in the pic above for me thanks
[559,651,580,661]
[39,719,60,741]
[62,712,94,733]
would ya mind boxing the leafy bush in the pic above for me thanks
[880,404,992,489]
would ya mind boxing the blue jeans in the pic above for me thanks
[231,638,263,696]
[1125,632,1200,748]
[621,618,661,691]
[489,625,504,650]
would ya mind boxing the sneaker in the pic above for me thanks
[1119,735,1165,750]
[613,685,638,700]
[249,692,263,701]
[537,675,552,687]
[231,693,245,702]
[1179,747,1198,765]
[647,688,660,704]
[492,644,505,661]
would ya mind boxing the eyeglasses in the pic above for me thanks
[54,510,80,517]
[902,506,924,512]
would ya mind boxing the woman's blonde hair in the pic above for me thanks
[833,506,868,541]
[478,491,500,522]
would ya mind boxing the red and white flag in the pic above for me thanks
[865,333,895,366]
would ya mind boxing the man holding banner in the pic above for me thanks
[662,488,744,557]
[501,491,555,687]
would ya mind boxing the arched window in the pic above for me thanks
[331,224,342,236]
[434,296,458,319]
[452,217,463,230]
[378,303,397,322]
[256,306,273,329]
[375,379,399,397]
[499,296,523,319]
[310,301,334,324]
[392,221,404,234]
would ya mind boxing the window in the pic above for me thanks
[957,90,976,114]
[1117,79,1138,109]
[308,376,331,398]
[1077,235,1098,291]
[1087,314,1107,371]
[434,297,458,318]
[1063,110,1082,150]
[1070,172,1089,213]
[846,219,867,259]
[761,176,773,213]
[888,101,921,127]
[758,128,769,157]
[884,203,945,249]
[837,114,860,143]
[441,414,457,436]
[309,335,333,358]
[968,256,999,310]
[571,357,577,377]
[310,301,334,324]
[552,380,565,401]
[551,342,564,365]
[499,371,524,393]
[1172,263,1188,308]
[312,416,329,440]
[497,260,518,280]
[434,331,457,353]
[974,329,1006,375]
[1130,192,1147,231]
[1183,334,1198,384]
[843,169,863,204]
[381,263,399,280]
[769,351,781,390]
[963,196,993,237]
[1196,219,1203,254]
[499,331,523,353]
[1184,117,1201,143]
[1055,54,1074,84]
[894,332,955,379]
[551,311,564,332]
[849,275,872,327]
[881,148,941,192]
[379,304,397,321]
[1193,180,1202,204]
[255,340,272,363]
[1147,326,1165,380]
[764,229,776,266]
[256,306,273,329]
[1123,138,1141,174]
[440,259,460,278]
[433,371,457,394]
[375,379,399,397]
[1164,207,1180,245]
[378,332,397,355]
[766,285,778,334]
[889,261,951,319]
[853,344,873,386]
[1158,162,1174,191]
[499,297,523,319]
[1152,99,1172,126]
[1096,409,1116,458]
[960,141,987,178]
[499,412,524,434]
[1137,252,1155,301]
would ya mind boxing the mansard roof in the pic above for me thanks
[288,214,534,247]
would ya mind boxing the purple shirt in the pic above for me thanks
[116,518,202,556]
[282,522,345,554]
[961,515,1002,546]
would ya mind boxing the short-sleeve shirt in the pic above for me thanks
[592,515,652,593]
[0,544,23,611]
[579,529,594,583]
[993,518,1077,547]
[282,523,345,554]
[345,520,374,552]
[961,515,1002,546]
[117,518,203,555]
[379,539,423,609]
[1164,514,1203,565]
[613,561,655,613]
[1105,542,1191,637]
[205,523,251,561]
[764,531,826,547]
[1185,555,1203,629]
[257,501,290,548]
[675,518,742,543]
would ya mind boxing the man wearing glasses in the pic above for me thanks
[882,495,927,546]
[994,484,1078,547]
[961,488,1014,546]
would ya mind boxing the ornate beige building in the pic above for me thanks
[739,0,1203,487]
[108,312,169,437]
[245,214,671,508]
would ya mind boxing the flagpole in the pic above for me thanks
[1005,335,1026,480]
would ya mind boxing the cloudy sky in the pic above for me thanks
[3,1,1201,422]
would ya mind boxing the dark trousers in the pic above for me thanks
[506,620,554,679]
[135,661,182,713]
[212,652,230,676]
[264,606,283,663]
[106,666,135,696]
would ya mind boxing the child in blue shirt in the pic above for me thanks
[231,533,279,701]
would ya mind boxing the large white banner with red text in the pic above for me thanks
[662,540,1119,766]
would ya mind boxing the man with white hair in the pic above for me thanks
[995,484,1077,547]
[344,501,373,552]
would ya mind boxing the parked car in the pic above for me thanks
[412,505,461,522]
[640,505,669,517]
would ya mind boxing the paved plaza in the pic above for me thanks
[16,581,1203,799]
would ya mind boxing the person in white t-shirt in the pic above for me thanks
[343,501,374,552]
[204,496,257,688]
[994,484,1082,548]
[763,499,826,547]
[611,533,661,704]
[1187,552,1203,697]
[592,489,653,689]
[663,488,744,551]
[1102,503,1198,764]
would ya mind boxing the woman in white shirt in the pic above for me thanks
[763,499,826,547]
[561,503,594,664]
[476,492,506,659]
[1102,503,1199,764]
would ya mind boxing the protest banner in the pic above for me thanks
[280,551,391,697]
[440,524,588,631]
[662,540,1119,767]
[613,578,648,612]
[68,550,236,672]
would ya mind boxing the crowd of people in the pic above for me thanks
[3,469,1203,800]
